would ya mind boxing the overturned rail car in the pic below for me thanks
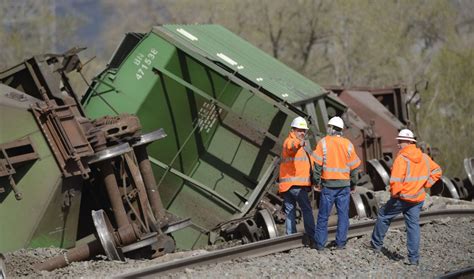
[81,24,348,250]
[0,53,90,252]
[0,49,188,269]
[0,24,356,265]
[2,23,472,273]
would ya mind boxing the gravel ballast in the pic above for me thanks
[3,196,473,278]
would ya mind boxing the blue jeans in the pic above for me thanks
[315,186,350,249]
[371,198,423,263]
[283,186,316,239]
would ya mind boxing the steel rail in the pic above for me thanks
[437,266,474,279]
[117,209,474,278]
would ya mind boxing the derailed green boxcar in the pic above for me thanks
[82,24,347,249]
[0,85,83,251]
[1,50,186,266]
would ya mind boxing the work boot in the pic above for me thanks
[302,234,315,248]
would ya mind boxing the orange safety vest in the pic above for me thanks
[313,135,361,180]
[278,131,315,193]
[390,144,442,203]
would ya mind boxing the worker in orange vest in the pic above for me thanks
[369,129,442,265]
[313,116,361,250]
[279,116,316,242]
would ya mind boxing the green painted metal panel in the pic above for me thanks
[155,25,327,104]
[0,104,81,252]
[29,176,83,249]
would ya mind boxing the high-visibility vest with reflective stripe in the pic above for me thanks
[390,144,442,203]
[313,135,361,180]
[279,131,314,193]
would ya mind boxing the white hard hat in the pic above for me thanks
[328,116,344,129]
[290,116,309,130]
[396,129,417,142]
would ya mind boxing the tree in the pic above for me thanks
[415,46,474,177]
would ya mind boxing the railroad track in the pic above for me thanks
[117,209,474,278]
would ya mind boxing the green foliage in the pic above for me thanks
[416,46,474,176]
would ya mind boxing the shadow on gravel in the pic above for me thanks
[380,247,405,261]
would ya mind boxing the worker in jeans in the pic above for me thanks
[279,117,316,242]
[313,116,361,250]
[370,129,442,265]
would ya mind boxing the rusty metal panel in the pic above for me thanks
[327,85,409,126]
[343,108,382,171]
[338,90,404,159]
[365,86,409,125]
[31,101,94,178]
